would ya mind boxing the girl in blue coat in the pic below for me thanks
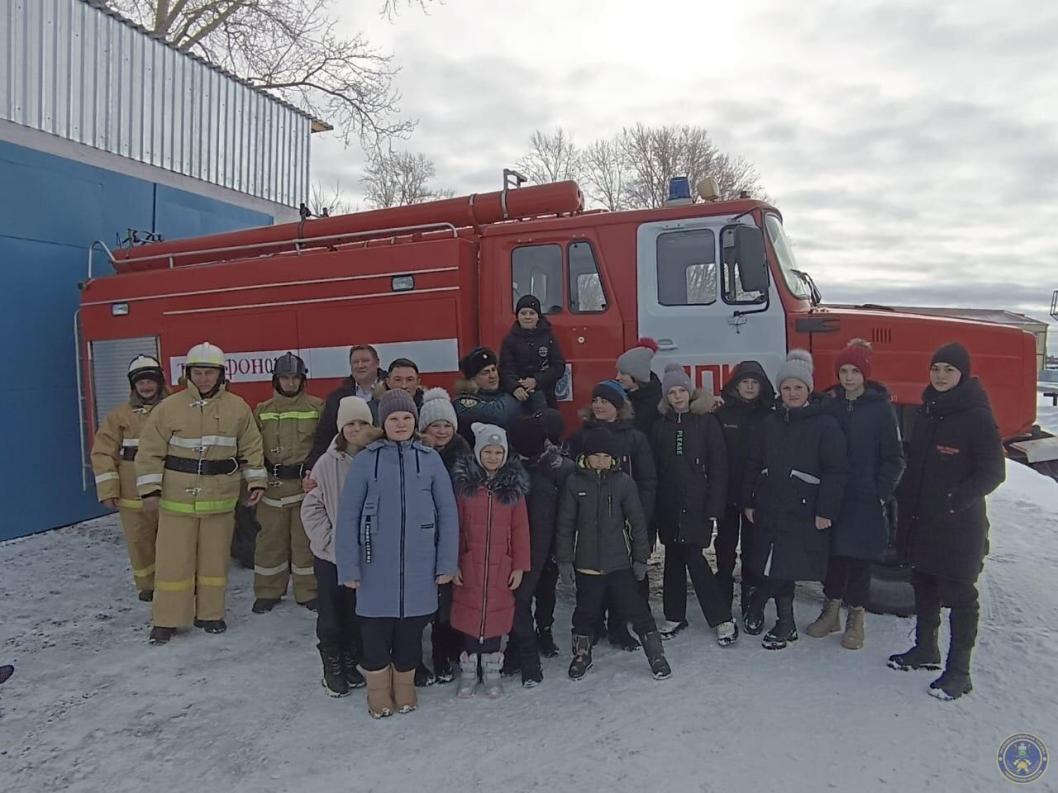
[336,389,459,719]
[808,340,905,649]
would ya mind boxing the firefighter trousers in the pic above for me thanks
[153,511,235,628]
[254,500,317,603]
[118,506,158,593]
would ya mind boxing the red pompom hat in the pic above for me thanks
[834,339,873,380]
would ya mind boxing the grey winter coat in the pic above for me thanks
[335,438,459,619]
[555,460,649,574]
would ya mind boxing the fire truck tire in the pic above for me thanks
[866,562,915,618]
[231,505,261,569]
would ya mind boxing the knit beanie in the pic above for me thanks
[931,342,971,379]
[508,413,548,459]
[417,387,458,431]
[460,346,498,379]
[536,407,565,444]
[776,349,814,391]
[592,379,627,410]
[378,388,418,426]
[661,362,693,396]
[834,338,873,380]
[336,396,374,431]
[616,337,659,384]
[471,422,508,463]
[581,427,617,458]
[516,294,543,316]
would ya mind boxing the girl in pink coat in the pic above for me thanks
[451,423,530,699]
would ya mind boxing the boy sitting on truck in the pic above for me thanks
[500,295,566,411]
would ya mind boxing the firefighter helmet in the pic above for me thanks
[127,355,164,388]
[184,342,226,369]
[272,351,308,395]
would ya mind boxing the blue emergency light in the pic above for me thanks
[667,176,692,203]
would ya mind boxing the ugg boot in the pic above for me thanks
[365,666,395,719]
[392,668,418,713]
[481,652,505,699]
[456,652,478,699]
[762,595,799,650]
[806,598,843,638]
[568,634,593,680]
[841,606,866,650]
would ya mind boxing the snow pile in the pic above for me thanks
[2,461,1057,792]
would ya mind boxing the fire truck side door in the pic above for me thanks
[635,218,787,395]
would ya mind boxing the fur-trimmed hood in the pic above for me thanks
[451,455,530,504]
[657,389,714,417]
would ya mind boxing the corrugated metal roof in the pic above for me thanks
[0,0,319,207]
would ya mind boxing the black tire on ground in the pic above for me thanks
[232,505,260,569]
[867,562,915,618]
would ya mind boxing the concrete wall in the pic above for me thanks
[0,138,274,541]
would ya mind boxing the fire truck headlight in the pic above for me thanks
[111,303,130,316]
[392,276,414,292]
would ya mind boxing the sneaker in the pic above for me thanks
[568,635,593,681]
[716,621,739,647]
[659,619,689,640]
[194,619,227,634]
[433,656,455,685]
[641,632,671,680]
[500,651,521,677]
[521,660,543,688]
[252,598,280,614]
[148,626,174,645]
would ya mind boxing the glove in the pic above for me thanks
[632,562,648,581]
[559,562,576,588]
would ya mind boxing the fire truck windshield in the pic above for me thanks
[765,214,813,301]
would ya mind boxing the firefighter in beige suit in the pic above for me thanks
[251,352,324,613]
[136,342,267,645]
[90,356,168,601]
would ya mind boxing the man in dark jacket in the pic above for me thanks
[616,337,663,436]
[453,347,522,444]
[650,364,737,645]
[500,295,567,410]
[555,429,670,681]
[504,413,576,686]
[307,345,386,469]
[714,361,775,615]
[889,343,1005,701]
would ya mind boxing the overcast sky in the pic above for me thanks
[310,0,1058,326]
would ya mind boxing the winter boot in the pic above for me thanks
[929,602,976,701]
[607,622,641,652]
[640,631,672,680]
[414,662,435,687]
[887,624,942,671]
[252,597,280,614]
[482,652,505,699]
[806,598,843,638]
[432,653,455,685]
[138,590,154,602]
[500,647,521,677]
[194,618,227,634]
[319,647,350,698]
[456,652,479,699]
[742,587,767,635]
[365,666,394,719]
[568,634,593,680]
[393,668,418,713]
[536,626,560,657]
[148,626,175,645]
[659,619,689,640]
[841,606,866,650]
[520,653,543,688]
[340,648,366,689]
[715,620,739,647]
[762,596,798,650]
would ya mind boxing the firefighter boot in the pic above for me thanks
[806,598,843,638]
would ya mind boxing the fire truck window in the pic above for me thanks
[656,230,717,306]
[512,244,563,313]
[569,241,607,313]
[765,214,811,300]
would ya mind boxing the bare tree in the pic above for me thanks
[103,0,422,144]
[309,179,354,216]
[361,147,452,208]
[516,129,583,186]
[581,138,627,211]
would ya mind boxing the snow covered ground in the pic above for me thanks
[2,461,1057,793]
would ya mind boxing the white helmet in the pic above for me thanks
[128,355,164,388]
[184,342,226,369]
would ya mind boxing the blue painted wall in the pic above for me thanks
[0,139,273,541]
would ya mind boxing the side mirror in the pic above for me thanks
[730,226,769,293]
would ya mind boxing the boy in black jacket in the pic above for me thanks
[500,295,566,410]
[556,428,671,681]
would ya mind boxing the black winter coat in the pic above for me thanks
[823,383,906,561]
[650,393,728,546]
[437,433,473,475]
[522,444,577,572]
[556,462,649,574]
[499,318,566,399]
[896,378,1006,582]
[306,369,387,468]
[627,373,663,437]
[744,395,849,581]
[567,418,657,523]
[715,361,775,509]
